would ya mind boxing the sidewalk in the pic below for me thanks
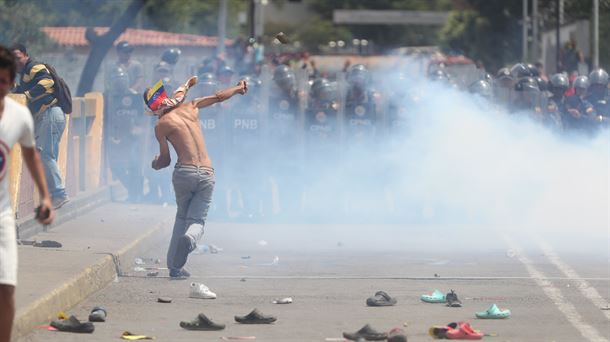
[12,202,174,341]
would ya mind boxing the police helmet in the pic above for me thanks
[496,67,512,79]
[589,68,609,86]
[514,77,540,92]
[510,63,533,79]
[241,75,262,89]
[161,48,181,65]
[311,78,335,102]
[526,63,540,77]
[347,64,369,84]
[573,75,589,90]
[534,76,548,92]
[549,73,569,90]
[116,41,133,53]
[468,80,492,98]
[428,69,449,82]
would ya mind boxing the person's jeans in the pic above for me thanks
[167,165,215,271]
[34,106,66,199]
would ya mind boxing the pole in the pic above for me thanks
[249,0,255,39]
[217,0,227,56]
[556,0,561,72]
[593,0,599,69]
[522,0,528,62]
[532,0,538,62]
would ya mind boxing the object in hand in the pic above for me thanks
[35,205,50,220]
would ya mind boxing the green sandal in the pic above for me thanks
[421,289,446,303]
[475,304,511,319]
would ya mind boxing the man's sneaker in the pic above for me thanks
[52,196,70,209]
[366,290,397,306]
[446,290,462,307]
[234,309,276,324]
[174,234,196,269]
[189,282,217,299]
[180,313,225,331]
[343,324,388,341]
[169,268,191,280]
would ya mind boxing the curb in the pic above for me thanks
[12,217,171,341]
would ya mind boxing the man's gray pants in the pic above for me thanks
[167,165,215,271]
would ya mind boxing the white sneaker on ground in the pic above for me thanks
[189,282,216,299]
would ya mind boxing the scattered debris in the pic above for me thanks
[240,278,247,282]
[434,273,440,278]
[133,267,147,272]
[157,297,172,303]
[50,315,94,333]
[147,271,159,277]
[324,338,345,342]
[343,324,387,341]
[135,257,161,265]
[366,291,397,307]
[33,240,62,248]
[121,331,155,340]
[221,337,256,340]
[180,313,225,331]
[234,309,277,324]
[274,32,289,44]
[189,282,217,299]
[88,307,106,322]
[272,297,293,304]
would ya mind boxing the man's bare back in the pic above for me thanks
[152,80,247,170]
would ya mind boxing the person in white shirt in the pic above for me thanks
[0,45,54,342]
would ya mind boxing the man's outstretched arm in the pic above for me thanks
[192,80,247,109]
[21,147,54,225]
[151,124,171,170]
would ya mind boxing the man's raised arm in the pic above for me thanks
[192,80,247,109]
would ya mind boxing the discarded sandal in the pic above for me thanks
[33,240,62,248]
[88,306,106,322]
[50,315,94,333]
[121,331,155,340]
[180,313,225,331]
[421,289,446,303]
[189,282,217,299]
[343,324,388,341]
[157,297,172,303]
[446,290,462,307]
[234,309,276,324]
[366,290,397,307]
[475,303,511,319]
[428,322,458,339]
[387,327,408,342]
[445,322,484,340]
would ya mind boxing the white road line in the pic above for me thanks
[505,236,608,342]
[538,241,610,320]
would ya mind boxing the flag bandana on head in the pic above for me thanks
[145,79,169,112]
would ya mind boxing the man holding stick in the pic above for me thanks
[145,76,247,279]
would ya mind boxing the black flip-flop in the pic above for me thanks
[234,309,276,324]
[50,315,94,333]
[180,313,225,331]
[366,290,397,307]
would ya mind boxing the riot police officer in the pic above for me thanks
[544,73,569,129]
[344,64,379,146]
[304,78,340,217]
[268,65,303,217]
[586,68,609,118]
[494,67,514,108]
[565,75,598,132]
[104,64,146,202]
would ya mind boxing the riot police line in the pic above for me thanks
[103,53,610,222]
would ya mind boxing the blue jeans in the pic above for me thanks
[34,106,67,199]
[167,165,215,271]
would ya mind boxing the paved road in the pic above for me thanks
[19,221,610,341]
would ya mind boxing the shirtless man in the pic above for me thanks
[147,76,247,279]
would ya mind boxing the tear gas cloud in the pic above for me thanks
[244,59,610,247]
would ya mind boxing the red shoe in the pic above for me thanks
[445,321,483,340]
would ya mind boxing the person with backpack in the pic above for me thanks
[10,43,69,209]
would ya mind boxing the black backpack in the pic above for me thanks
[43,63,72,114]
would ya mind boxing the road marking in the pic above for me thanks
[539,241,610,319]
[505,236,608,342]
